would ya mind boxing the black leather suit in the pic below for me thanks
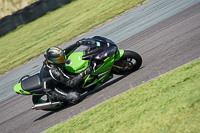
[40,42,88,104]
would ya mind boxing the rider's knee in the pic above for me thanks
[66,90,80,104]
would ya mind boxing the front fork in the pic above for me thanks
[113,49,124,69]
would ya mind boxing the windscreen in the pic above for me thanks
[73,45,89,53]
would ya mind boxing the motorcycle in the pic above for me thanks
[14,38,142,111]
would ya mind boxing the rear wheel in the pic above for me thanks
[112,50,142,75]
[32,95,65,111]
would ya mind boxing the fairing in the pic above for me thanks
[115,49,124,61]
[65,52,89,73]
[14,82,31,95]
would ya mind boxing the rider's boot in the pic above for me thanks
[50,88,80,104]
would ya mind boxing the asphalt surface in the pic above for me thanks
[0,0,200,132]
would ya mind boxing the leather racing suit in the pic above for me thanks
[40,42,91,104]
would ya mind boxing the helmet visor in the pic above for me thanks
[49,54,65,64]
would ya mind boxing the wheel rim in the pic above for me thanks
[123,58,135,70]
[38,95,49,103]
[113,57,137,74]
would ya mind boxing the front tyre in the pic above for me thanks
[32,95,64,111]
[112,50,142,75]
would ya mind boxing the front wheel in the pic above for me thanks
[112,50,142,75]
[32,95,65,111]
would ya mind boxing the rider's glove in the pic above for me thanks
[76,38,86,46]
[80,62,92,77]
[76,40,82,46]
[76,38,94,46]
[84,66,92,76]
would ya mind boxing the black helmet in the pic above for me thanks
[46,47,65,64]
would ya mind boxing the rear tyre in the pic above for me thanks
[32,95,65,111]
[112,50,142,75]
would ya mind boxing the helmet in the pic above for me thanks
[46,47,65,64]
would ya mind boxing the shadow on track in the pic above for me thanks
[33,67,145,122]
[33,103,74,122]
[80,74,128,100]
[80,66,145,100]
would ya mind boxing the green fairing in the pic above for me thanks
[115,49,124,61]
[14,82,31,95]
[82,53,116,89]
[65,52,89,73]
[65,49,125,89]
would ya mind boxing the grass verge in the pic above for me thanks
[45,58,200,133]
[0,0,38,18]
[0,0,146,75]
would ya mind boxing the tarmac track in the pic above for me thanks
[0,0,200,133]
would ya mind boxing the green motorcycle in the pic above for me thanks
[14,38,142,111]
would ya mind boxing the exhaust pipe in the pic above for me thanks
[32,101,62,110]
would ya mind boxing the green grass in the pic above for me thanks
[45,58,200,133]
[0,0,146,75]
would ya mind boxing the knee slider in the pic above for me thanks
[66,90,80,104]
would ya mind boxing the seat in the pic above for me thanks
[21,73,42,92]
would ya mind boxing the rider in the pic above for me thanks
[40,36,116,104]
